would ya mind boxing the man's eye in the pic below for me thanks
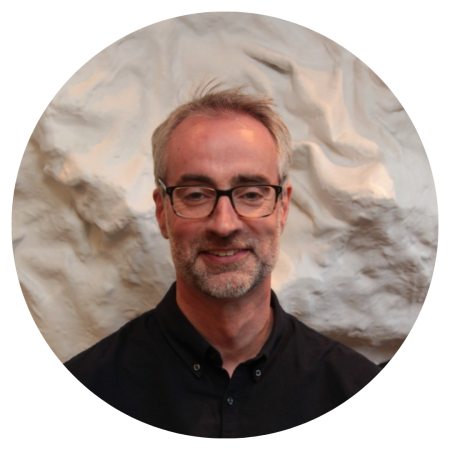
[237,189,265,203]
[178,188,215,203]
[245,192,263,199]
[185,192,206,201]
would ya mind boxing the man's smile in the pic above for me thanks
[207,249,242,256]
[199,248,251,264]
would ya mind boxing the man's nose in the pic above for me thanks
[205,196,243,237]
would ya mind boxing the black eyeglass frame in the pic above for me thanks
[158,179,283,219]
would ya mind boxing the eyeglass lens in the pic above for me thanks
[172,186,276,218]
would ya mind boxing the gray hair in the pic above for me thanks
[152,83,292,190]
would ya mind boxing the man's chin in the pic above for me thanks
[190,271,262,299]
[195,282,253,299]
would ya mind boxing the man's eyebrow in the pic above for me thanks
[232,174,273,185]
[177,174,215,185]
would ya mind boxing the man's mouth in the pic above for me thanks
[206,249,242,257]
[199,248,250,263]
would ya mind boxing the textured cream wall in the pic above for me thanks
[12,12,437,364]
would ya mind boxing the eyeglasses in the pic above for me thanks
[159,179,283,219]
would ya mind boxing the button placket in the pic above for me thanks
[221,366,247,438]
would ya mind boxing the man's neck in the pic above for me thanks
[175,276,274,378]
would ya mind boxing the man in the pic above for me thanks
[65,85,381,438]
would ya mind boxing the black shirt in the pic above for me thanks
[65,283,381,438]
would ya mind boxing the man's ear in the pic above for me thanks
[153,189,169,239]
[279,183,292,233]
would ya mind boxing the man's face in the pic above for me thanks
[154,113,291,299]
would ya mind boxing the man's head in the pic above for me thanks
[152,85,293,299]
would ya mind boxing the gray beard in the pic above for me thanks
[185,250,274,299]
[168,233,280,299]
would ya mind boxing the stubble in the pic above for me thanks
[167,213,282,299]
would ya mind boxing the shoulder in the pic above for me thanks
[283,311,381,391]
[64,308,158,386]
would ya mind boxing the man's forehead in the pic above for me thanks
[164,113,279,186]
[169,113,274,142]
[174,173,273,186]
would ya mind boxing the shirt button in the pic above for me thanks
[193,364,201,371]
[227,397,234,405]
[255,369,262,377]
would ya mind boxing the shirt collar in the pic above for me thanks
[154,282,290,381]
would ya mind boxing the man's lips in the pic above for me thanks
[199,249,250,264]
[205,249,242,257]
